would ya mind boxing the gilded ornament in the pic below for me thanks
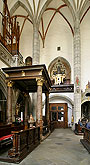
[7,81,13,87]
[21,71,25,76]
[36,78,44,86]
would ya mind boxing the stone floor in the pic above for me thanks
[0,128,90,165]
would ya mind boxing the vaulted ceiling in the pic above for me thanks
[5,0,90,46]
[8,0,89,21]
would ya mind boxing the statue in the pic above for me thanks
[16,103,20,116]
[28,114,35,127]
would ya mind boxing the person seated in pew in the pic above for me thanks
[78,118,84,133]
[78,119,83,127]
[86,120,90,129]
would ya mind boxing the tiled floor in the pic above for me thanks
[0,129,90,165]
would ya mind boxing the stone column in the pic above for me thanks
[32,23,40,123]
[37,79,43,139]
[24,93,28,129]
[45,92,50,125]
[32,23,40,65]
[74,17,81,123]
[7,81,13,124]
[12,88,20,123]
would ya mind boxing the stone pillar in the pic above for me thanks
[45,92,50,125]
[32,23,40,122]
[12,88,20,123]
[37,79,43,139]
[72,105,74,116]
[74,17,81,123]
[32,93,37,121]
[7,81,13,124]
[32,23,40,65]
[24,93,28,129]
[32,18,40,124]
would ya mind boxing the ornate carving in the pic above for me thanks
[23,92,28,97]
[0,43,24,67]
[36,78,44,86]
[21,71,25,76]
[7,81,13,87]
[5,73,9,77]
[76,86,80,93]
[49,58,71,85]
[39,69,43,75]
[0,43,13,67]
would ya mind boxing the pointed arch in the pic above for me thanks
[80,0,89,19]
[10,0,33,20]
[38,0,75,24]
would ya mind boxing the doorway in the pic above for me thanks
[49,103,68,128]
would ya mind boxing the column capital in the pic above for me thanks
[36,78,44,86]
[23,92,29,98]
[7,81,13,87]
[46,92,49,97]
[74,18,80,34]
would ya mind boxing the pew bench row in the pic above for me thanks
[0,124,24,148]
[8,127,40,163]
[80,128,90,153]
[0,134,13,147]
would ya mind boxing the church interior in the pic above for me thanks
[0,0,90,164]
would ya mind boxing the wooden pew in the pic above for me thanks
[74,123,84,135]
[80,128,90,153]
[50,122,55,132]
[43,125,49,136]
[0,125,12,148]
[0,124,24,148]
[8,127,40,163]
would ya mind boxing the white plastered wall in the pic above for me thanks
[81,11,90,91]
[40,13,74,83]
[12,6,33,62]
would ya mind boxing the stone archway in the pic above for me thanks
[49,94,74,106]
[42,94,74,127]
[49,94,74,127]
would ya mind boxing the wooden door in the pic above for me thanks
[49,103,68,128]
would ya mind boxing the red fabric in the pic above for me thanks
[0,134,12,141]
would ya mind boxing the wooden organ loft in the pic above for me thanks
[0,0,20,55]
